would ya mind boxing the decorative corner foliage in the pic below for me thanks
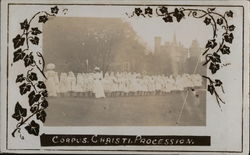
[11,6,60,138]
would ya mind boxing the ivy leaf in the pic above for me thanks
[203,17,211,25]
[41,90,48,97]
[228,25,235,31]
[13,49,25,62]
[16,74,25,83]
[28,91,41,106]
[225,10,233,17]
[36,110,47,123]
[215,79,223,87]
[207,84,214,95]
[41,99,48,108]
[19,83,31,95]
[210,52,221,63]
[217,18,223,25]
[134,8,143,16]
[205,39,217,49]
[30,105,38,113]
[12,102,27,121]
[31,27,42,35]
[209,62,220,74]
[38,15,48,23]
[25,120,40,136]
[13,34,25,49]
[145,7,153,15]
[51,6,59,14]
[224,33,234,44]
[159,6,168,14]
[23,53,34,67]
[173,8,185,22]
[37,81,46,89]
[213,52,220,58]
[209,8,216,11]
[30,37,39,45]
[27,72,38,81]
[20,19,29,30]
[163,15,173,23]
[220,45,230,54]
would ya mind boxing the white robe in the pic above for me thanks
[68,73,77,92]
[93,72,105,98]
[59,73,70,93]
[76,73,84,92]
[45,70,59,96]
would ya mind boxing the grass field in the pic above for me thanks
[44,90,206,126]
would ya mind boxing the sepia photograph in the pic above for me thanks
[43,16,207,126]
[1,1,248,154]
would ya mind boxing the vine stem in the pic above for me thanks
[182,8,218,38]
[25,77,37,92]
[202,48,210,55]
[208,11,229,33]
[202,75,213,83]
[203,39,225,66]
[202,75,225,109]
[154,8,219,38]
[214,89,225,104]
[35,62,47,79]
[37,52,47,77]
[12,108,44,137]
[23,11,53,79]
[26,68,38,92]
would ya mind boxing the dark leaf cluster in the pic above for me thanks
[12,6,58,138]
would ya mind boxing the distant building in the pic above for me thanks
[154,35,205,75]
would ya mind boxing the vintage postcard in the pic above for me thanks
[0,0,249,154]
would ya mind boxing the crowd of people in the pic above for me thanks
[45,64,203,98]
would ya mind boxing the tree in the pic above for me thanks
[43,17,148,74]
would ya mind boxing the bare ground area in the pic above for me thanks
[45,90,206,126]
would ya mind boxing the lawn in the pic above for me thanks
[44,90,206,126]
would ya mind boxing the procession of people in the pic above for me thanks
[45,64,203,98]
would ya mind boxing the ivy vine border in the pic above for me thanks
[10,5,235,138]
[11,6,60,138]
[127,6,235,109]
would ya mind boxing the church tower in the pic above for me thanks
[154,36,162,53]
[172,33,177,46]
[170,33,179,76]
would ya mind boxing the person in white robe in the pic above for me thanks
[87,73,95,97]
[93,67,105,98]
[76,73,84,96]
[45,63,59,97]
[109,72,115,97]
[126,74,133,96]
[59,72,70,96]
[103,72,112,97]
[123,75,129,96]
[81,73,86,94]
[67,71,77,96]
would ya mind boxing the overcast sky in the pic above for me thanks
[125,15,211,50]
[42,5,216,51]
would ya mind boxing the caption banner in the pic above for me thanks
[40,134,211,146]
